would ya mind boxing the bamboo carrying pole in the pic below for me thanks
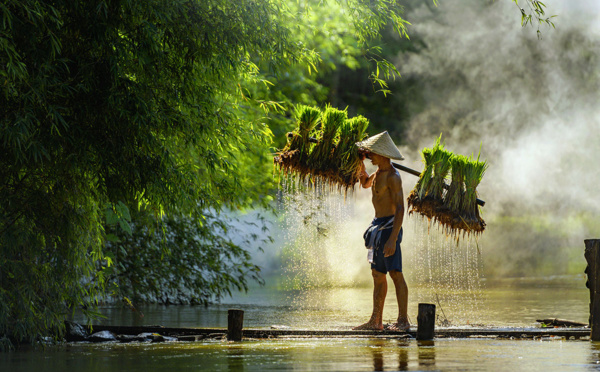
[584,239,600,341]
[297,134,486,206]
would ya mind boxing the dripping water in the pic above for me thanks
[275,173,486,326]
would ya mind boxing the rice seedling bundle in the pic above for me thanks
[337,116,369,187]
[444,155,467,215]
[429,141,453,201]
[462,155,487,233]
[306,106,347,181]
[274,105,369,192]
[408,136,487,240]
[439,154,467,236]
[274,105,321,177]
[407,147,435,219]
[331,118,354,172]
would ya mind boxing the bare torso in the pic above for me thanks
[371,169,401,218]
[359,152,405,230]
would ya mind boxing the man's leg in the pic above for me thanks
[388,270,409,331]
[353,269,387,330]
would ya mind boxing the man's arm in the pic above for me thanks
[384,171,405,257]
[359,160,375,188]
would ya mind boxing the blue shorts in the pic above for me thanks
[365,216,403,274]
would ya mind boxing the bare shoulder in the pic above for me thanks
[388,168,402,184]
[387,169,403,192]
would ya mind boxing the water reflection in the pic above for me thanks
[589,341,600,365]
[417,340,436,368]
[366,339,436,371]
[369,339,384,371]
[2,337,599,371]
[75,276,588,330]
[398,342,409,370]
[227,345,245,372]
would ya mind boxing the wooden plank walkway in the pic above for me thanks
[88,324,590,340]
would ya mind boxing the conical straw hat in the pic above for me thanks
[356,131,404,161]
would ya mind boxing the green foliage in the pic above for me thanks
[0,0,412,348]
[0,0,299,347]
[255,0,413,148]
[511,0,557,38]
[104,210,268,305]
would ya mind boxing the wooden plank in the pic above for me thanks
[86,324,589,339]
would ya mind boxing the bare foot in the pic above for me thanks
[353,322,383,331]
[385,321,410,332]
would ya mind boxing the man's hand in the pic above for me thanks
[358,154,374,188]
[384,237,396,257]
[358,148,370,161]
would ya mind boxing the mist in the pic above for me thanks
[385,0,600,277]
[238,0,600,286]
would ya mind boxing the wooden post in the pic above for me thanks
[227,309,244,341]
[585,239,600,341]
[417,303,436,341]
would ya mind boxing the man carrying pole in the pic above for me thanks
[353,131,410,331]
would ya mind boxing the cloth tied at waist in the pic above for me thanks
[363,216,395,250]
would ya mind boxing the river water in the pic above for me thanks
[1,275,596,371]
[2,188,595,370]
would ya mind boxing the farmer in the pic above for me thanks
[353,131,409,331]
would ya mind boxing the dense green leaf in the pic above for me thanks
[0,0,412,348]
